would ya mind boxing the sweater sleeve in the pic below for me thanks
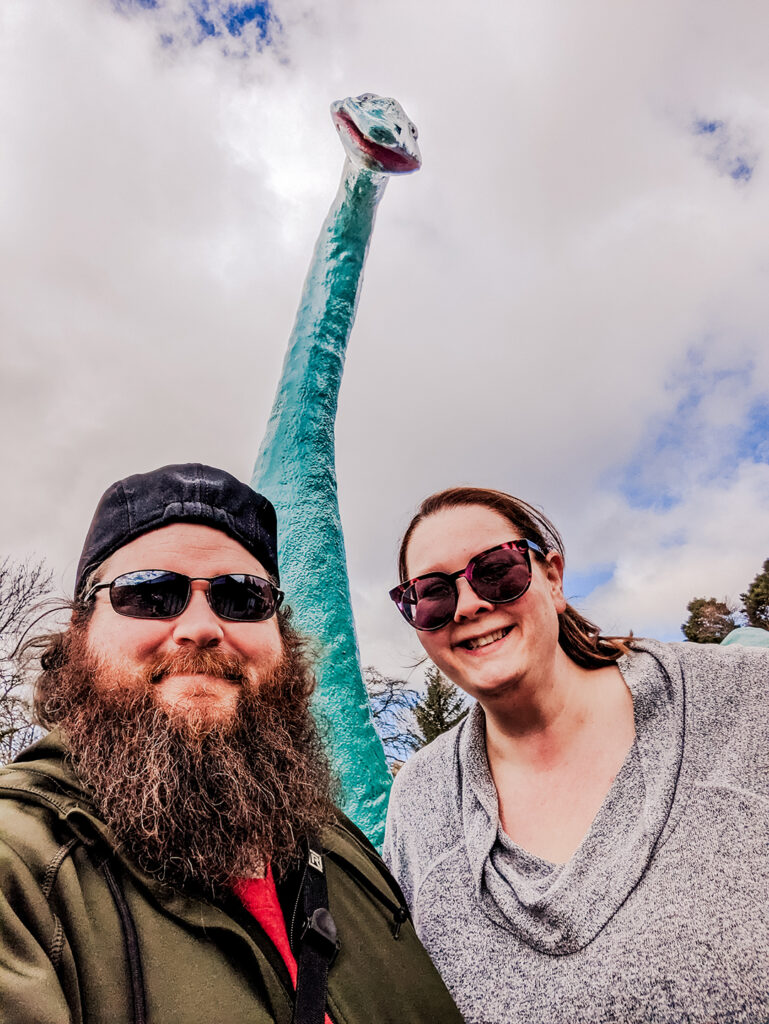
[382,765,418,911]
[383,725,464,915]
[678,640,769,793]
[0,839,77,1024]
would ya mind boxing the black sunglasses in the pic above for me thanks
[86,570,284,623]
[389,540,545,632]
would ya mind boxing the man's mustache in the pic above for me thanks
[146,648,250,687]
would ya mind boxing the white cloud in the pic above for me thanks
[577,461,769,639]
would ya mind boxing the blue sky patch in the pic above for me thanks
[194,9,217,38]
[564,565,615,605]
[114,0,281,48]
[694,119,723,135]
[615,475,679,512]
[222,2,273,38]
[113,0,159,9]
[609,349,763,511]
[693,116,756,185]
[190,1,278,42]
[736,401,769,464]
[730,159,753,183]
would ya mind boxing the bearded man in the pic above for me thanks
[0,464,462,1024]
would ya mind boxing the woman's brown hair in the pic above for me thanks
[398,486,633,669]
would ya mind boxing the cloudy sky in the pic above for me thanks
[2,0,769,679]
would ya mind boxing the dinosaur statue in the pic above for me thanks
[720,626,769,648]
[252,94,421,847]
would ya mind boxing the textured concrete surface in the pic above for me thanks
[252,96,421,846]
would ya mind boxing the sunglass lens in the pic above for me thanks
[209,574,276,622]
[110,571,189,619]
[470,547,531,602]
[405,576,456,630]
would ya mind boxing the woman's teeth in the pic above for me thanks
[463,627,511,650]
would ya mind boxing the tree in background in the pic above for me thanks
[365,664,470,766]
[413,665,468,747]
[682,555,769,643]
[364,666,421,767]
[740,559,769,629]
[0,557,53,762]
[681,597,739,644]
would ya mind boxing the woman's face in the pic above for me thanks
[404,504,567,704]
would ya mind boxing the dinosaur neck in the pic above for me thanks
[251,154,395,847]
[253,159,387,484]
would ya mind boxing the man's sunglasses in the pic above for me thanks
[389,539,545,632]
[86,570,284,623]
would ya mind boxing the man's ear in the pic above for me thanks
[74,565,104,623]
[544,551,567,614]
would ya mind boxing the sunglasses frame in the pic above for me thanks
[389,539,546,632]
[86,570,284,623]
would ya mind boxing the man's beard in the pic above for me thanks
[43,626,336,897]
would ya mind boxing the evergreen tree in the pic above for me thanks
[681,597,738,644]
[413,665,468,747]
[740,559,769,630]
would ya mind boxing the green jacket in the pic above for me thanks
[0,733,464,1024]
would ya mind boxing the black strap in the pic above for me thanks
[292,843,340,1024]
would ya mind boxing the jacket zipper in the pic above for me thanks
[289,858,309,953]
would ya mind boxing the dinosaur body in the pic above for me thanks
[252,95,420,846]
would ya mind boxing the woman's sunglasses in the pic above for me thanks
[86,570,284,623]
[389,539,545,632]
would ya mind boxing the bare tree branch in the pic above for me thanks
[0,557,54,762]
[363,666,421,766]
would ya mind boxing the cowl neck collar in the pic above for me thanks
[458,641,688,954]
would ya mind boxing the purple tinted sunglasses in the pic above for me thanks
[389,539,545,631]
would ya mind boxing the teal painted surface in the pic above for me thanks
[720,626,769,648]
[252,95,421,847]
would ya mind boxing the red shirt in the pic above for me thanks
[233,867,333,1024]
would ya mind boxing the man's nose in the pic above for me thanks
[171,580,224,648]
[453,576,493,622]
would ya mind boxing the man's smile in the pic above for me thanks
[157,673,238,687]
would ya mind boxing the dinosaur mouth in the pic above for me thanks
[334,110,420,173]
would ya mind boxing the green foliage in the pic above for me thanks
[683,555,769,643]
[365,664,469,766]
[681,597,739,644]
[740,559,769,629]
[412,665,468,747]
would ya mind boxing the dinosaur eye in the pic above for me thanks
[358,93,374,103]
[409,123,418,138]
[394,124,402,135]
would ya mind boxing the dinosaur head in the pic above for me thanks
[330,94,421,174]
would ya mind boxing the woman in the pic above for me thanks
[383,486,769,1024]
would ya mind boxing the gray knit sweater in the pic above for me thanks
[383,640,769,1024]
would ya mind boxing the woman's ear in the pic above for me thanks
[544,551,567,614]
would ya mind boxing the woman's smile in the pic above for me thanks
[455,624,515,652]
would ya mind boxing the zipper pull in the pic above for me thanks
[392,906,408,940]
